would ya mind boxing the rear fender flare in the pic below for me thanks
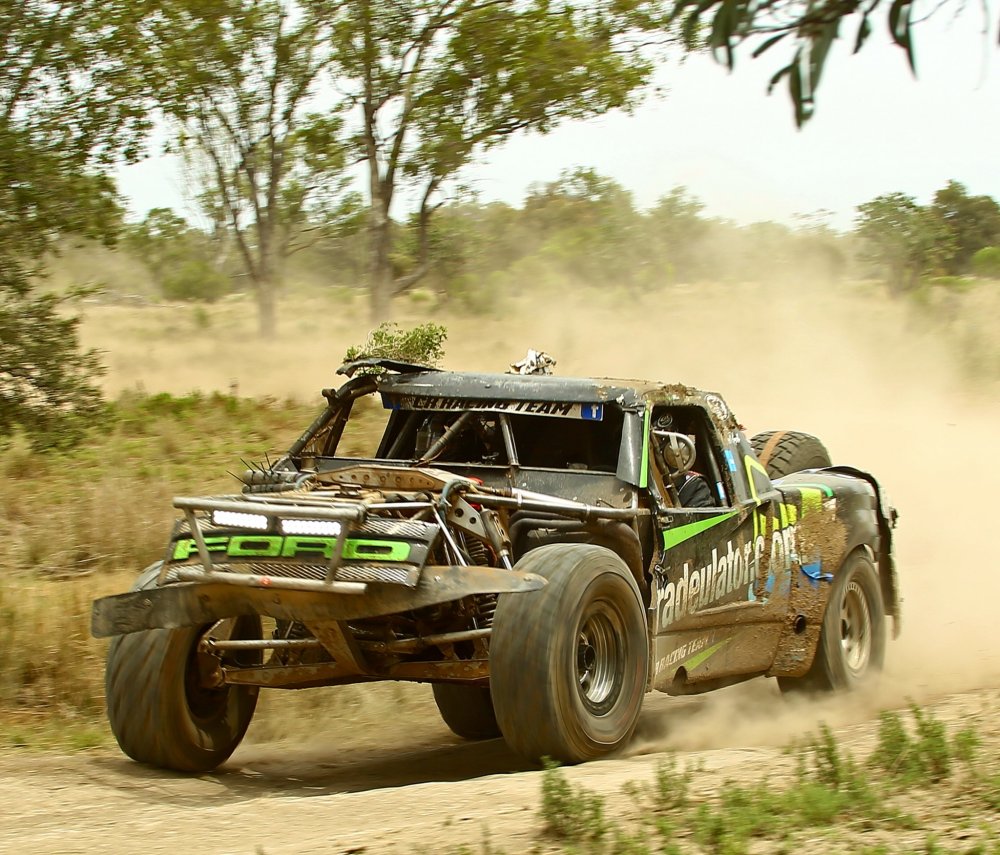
[768,543,884,677]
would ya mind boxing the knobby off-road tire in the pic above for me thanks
[750,430,831,478]
[432,684,500,740]
[778,551,886,694]
[105,563,260,773]
[490,544,648,764]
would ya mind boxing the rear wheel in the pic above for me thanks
[105,564,261,772]
[490,544,648,764]
[778,552,886,694]
[432,684,500,740]
[750,430,831,478]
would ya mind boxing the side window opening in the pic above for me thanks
[507,410,623,471]
[329,393,390,457]
[650,405,734,508]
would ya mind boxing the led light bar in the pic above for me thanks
[280,519,343,536]
[211,510,269,530]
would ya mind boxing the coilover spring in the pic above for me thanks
[474,593,498,628]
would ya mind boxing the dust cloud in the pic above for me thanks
[81,279,1000,755]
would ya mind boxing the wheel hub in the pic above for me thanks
[578,643,597,673]
[840,580,872,675]
[575,601,625,713]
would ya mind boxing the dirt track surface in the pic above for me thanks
[2,685,997,855]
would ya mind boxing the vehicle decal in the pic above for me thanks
[639,407,651,489]
[683,636,732,671]
[756,502,798,537]
[799,560,832,587]
[662,512,738,551]
[171,535,412,563]
[786,482,834,499]
[654,506,819,629]
[655,538,761,627]
[743,453,771,505]
[384,394,604,420]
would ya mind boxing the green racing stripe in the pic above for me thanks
[661,511,737,551]
[683,637,733,671]
[639,407,651,489]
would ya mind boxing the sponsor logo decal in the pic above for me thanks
[655,635,734,676]
[384,394,603,420]
[654,491,837,630]
[171,535,411,562]
[654,517,799,628]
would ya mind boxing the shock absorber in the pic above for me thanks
[474,594,498,628]
[466,537,490,566]
[481,509,513,569]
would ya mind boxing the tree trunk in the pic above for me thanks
[369,205,393,324]
[255,244,278,337]
[255,274,277,336]
[252,229,278,336]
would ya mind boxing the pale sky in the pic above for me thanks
[115,5,1000,232]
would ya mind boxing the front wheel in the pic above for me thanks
[432,683,500,740]
[490,544,648,764]
[104,565,260,772]
[778,552,886,694]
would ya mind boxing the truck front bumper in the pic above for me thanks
[92,564,545,637]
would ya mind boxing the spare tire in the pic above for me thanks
[750,430,831,479]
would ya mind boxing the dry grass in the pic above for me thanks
[0,392,319,577]
[0,392,323,743]
[0,573,125,740]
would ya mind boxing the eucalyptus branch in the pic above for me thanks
[202,131,259,282]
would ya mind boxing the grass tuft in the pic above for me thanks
[539,760,608,843]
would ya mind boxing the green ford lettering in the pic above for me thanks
[171,535,411,562]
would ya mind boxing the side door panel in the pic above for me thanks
[650,492,797,691]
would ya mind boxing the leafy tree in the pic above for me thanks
[327,0,671,321]
[644,186,710,283]
[125,208,231,302]
[140,0,359,335]
[930,181,1000,275]
[1,1,149,448]
[855,192,952,295]
[0,291,105,447]
[519,168,644,288]
[668,0,991,125]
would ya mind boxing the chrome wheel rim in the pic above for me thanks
[576,601,625,714]
[840,580,872,676]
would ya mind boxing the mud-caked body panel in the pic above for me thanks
[648,465,894,691]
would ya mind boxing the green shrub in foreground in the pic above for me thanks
[972,246,1000,278]
[873,705,981,786]
[539,760,607,843]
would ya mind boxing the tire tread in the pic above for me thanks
[750,430,832,479]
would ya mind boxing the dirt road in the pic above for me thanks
[2,682,996,855]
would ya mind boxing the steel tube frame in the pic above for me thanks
[172,567,367,595]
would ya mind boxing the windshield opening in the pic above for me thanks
[371,405,624,472]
